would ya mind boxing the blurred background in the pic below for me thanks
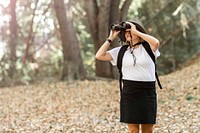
[0,0,200,87]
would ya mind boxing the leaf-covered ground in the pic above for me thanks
[0,62,200,133]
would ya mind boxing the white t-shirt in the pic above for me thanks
[107,45,160,81]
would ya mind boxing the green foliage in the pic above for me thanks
[133,0,200,74]
[0,55,32,85]
[186,95,196,101]
[1,0,200,86]
[127,0,143,19]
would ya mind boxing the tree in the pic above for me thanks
[54,0,86,80]
[84,0,133,78]
[8,0,17,78]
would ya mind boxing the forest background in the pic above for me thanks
[0,0,199,86]
[0,0,200,132]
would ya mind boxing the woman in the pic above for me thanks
[95,20,160,133]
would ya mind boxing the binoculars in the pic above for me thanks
[110,22,131,31]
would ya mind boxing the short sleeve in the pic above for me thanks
[153,49,160,58]
[107,46,121,66]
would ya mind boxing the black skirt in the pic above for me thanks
[120,80,157,124]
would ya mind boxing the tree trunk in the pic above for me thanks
[54,0,86,81]
[95,0,112,78]
[84,0,133,78]
[8,0,17,78]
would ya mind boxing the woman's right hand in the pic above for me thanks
[108,30,120,41]
[95,30,119,61]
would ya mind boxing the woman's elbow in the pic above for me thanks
[95,55,99,60]
[157,40,160,47]
[95,53,111,61]
[95,54,101,60]
[155,40,160,47]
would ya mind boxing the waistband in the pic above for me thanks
[123,79,155,89]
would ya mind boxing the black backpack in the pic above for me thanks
[117,41,162,95]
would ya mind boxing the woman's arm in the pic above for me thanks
[95,30,120,61]
[136,31,160,52]
[126,22,160,52]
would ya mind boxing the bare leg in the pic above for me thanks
[141,124,153,133]
[128,124,139,133]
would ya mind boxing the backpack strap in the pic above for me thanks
[117,45,129,96]
[142,41,163,89]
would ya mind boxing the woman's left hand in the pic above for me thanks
[126,22,139,35]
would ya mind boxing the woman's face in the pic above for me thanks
[125,30,138,42]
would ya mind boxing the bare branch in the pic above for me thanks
[23,0,39,63]
[120,0,133,21]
